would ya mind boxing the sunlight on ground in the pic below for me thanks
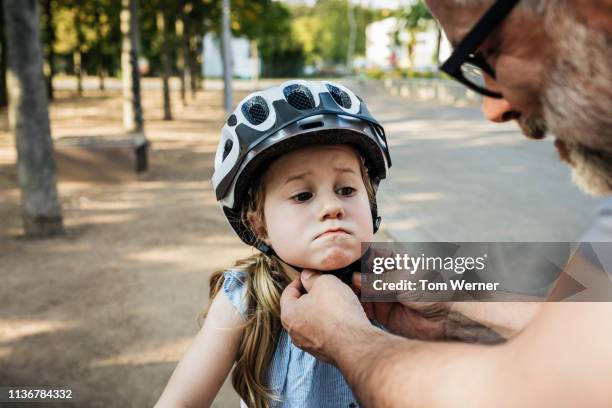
[89,337,193,368]
[0,319,78,343]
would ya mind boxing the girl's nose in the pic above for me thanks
[319,195,345,221]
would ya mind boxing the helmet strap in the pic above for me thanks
[254,239,373,287]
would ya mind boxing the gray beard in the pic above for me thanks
[516,8,612,196]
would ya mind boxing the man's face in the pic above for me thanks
[427,0,612,196]
[428,1,552,118]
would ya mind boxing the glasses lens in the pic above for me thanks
[460,62,486,88]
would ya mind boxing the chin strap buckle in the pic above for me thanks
[256,242,276,257]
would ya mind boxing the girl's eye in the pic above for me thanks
[291,192,313,202]
[337,187,355,196]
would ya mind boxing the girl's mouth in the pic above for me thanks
[316,228,350,239]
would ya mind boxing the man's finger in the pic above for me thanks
[301,269,322,292]
[280,277,303,311]
[352,272,362,290]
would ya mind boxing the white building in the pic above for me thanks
[202,33,260,79]
[365,17,452,72]
[366,17,410,70]
[411,27,452,71]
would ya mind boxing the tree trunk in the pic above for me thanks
[74,9,83,96]
[220,0,232,113]
[121,0,143,132]
[176,0,189,106]
[251,40,259,87]
[95,0,105,91]
[2,0,63,237]
[0,2,8,108]
[189,33,201,96]
[42,0,55,101]
[433,23,442,66]
[346,2,356,74]
[189,9,203,95]
[157,10,172,121]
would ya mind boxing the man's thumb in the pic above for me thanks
[301,269,321,292]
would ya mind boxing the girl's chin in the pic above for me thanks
[310,246,360,271]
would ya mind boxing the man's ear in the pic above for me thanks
[247,211,271,245]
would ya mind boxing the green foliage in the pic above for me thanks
[291,0,380,66]
[40,0,432,79]
[399,0,433,30]
[44,0,122,75]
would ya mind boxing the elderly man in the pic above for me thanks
[280,1,612,406]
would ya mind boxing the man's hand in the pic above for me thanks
[352,272,450,340]
[280,270,374,363]
[353,273,509,344]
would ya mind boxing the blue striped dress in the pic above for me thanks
[223,270,360,408]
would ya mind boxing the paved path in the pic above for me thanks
[346,80,601,243]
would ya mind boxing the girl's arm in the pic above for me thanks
[154,290,245,408]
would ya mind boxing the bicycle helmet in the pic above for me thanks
[212,79,391,259]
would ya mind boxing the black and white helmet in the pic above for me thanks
[212,79,392,252]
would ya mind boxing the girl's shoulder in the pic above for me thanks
[221,269,249,319]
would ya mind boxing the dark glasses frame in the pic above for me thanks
[439,0,521,99]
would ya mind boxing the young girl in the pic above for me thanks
[155,80,391,408]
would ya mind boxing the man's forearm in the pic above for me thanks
[446,302,541,343]
[333,326,500,407]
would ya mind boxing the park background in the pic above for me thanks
[0,0,602,406]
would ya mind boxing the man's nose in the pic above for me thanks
[482,76,521,123]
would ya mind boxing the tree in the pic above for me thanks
[346,1,356,73]
[175,0,189,105]
[93,0,106,90]
[290,0,378,70]
[400,1,433,69]
[0,3,8,108]
[2,0,63,237]
[73,4,84,96]
[121,0,143,132]
[40,0,55,100]
[156,7,173,120]
[220,0,232,113]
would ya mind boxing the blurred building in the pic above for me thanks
[202,33,260,79]
[365,17,451,72]
[366,17,410,70]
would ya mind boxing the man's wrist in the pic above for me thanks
[328,322,382,367]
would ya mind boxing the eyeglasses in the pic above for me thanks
[439,0,521,99]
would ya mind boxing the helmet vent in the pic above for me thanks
[326,84,352,109]
[283,84,315,110]
[227,114,237,126]
[241,96,269,125]
[222,139,233,161]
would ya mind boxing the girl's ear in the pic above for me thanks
[247,211,271,246]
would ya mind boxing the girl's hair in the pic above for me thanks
[202,146,377,408]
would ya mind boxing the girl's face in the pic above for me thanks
[259,145,374,271]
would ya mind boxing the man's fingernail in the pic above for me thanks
[302,270,313,280]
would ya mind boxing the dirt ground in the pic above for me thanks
[0,80,252,407]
